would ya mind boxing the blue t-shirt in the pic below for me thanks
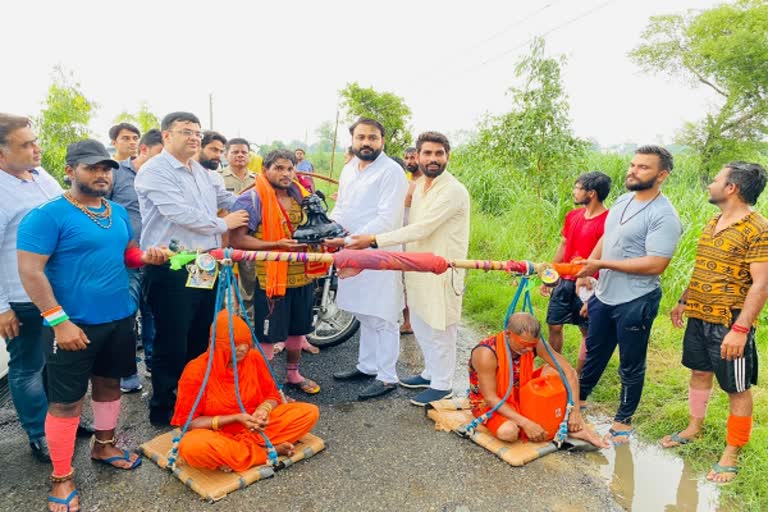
[17,196,136,325]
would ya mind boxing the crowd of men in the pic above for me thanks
[0,110,766,511]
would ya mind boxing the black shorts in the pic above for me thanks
[545,279,588,328]
[253,282,315,344]
[682,317,758,394]
[43,316,138,404]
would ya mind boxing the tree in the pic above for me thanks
[35,67,97,182]
[313,120,336,152]
[113,101,160,134]
[469,37,587,200]
[339,82,413,157]
[630,0,768,177]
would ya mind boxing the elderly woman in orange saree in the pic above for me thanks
[172,310,319,472]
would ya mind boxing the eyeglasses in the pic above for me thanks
[170,129,203,140]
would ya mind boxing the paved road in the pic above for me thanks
[0,324,621,512]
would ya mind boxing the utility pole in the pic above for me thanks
[329,108,340,179]
[208,93,214,130]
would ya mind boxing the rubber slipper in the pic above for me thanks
[285,378,320,395]
[91,449,142,470]
[607,427,635,445]
[47,490,79,511]
[660,431,693,448]
[707,462,739,485]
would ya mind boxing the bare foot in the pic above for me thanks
[301,341,320,354]
[48,479,79,512]
[275,442,295,457]
[273,342,286,355]
[91,442,140,469]
[570,426,610,449]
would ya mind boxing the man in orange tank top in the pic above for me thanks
[469,313,608,448]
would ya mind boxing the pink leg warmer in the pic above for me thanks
[688,386,712,419]
[261,343,275,361]
[45,413,79,476]
[578,336,587,364]
[92,399,121,431]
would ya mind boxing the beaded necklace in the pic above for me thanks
[63,192,112,229]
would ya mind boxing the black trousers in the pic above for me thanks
[145,264,217,417]
[579,288,662,424]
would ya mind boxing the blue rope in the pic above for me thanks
[168,254,278,469]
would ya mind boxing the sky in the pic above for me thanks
[1,0,724,149]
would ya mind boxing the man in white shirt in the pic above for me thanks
[327,118,408,400]
[347,132,470,406]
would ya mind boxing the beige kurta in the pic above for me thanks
[375,171,470,330]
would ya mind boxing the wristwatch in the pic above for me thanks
[370,235,378,249]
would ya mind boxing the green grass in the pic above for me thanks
[451,150,768,510]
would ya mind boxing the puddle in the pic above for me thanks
[586,422,724,511]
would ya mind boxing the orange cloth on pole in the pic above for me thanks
[171,311,319,471]
[178,403,319,471]
[726,415,752,447]
[551,262,585,278]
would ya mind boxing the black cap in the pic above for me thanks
[65,139,119,169]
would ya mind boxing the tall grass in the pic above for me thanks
[451,149,768,509]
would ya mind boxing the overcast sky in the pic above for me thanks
[2,0,723,149]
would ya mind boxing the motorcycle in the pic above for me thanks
[308,263,359,348]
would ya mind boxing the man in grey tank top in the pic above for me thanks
[575,145,682,443]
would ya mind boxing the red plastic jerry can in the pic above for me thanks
[519,373,567,440]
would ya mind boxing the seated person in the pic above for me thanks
[469,312,608,448]
[171,310,320,472]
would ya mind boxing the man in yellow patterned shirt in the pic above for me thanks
[662,161,768,485]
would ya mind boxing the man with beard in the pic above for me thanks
[198,131,227,171]
[17,139,168,512]
[541,172,611,373]
[403,147,422,181]
[575,145,682,443]
[294,148,315,193]
[108,128,164,392]
[346,132,469,406]
[109,123,140,162]
[326,118,409,400]
[134,112,248,425]
[660,162,768,485]
[229,149,321,395]
[400,146,425,335]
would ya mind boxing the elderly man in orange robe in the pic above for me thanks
[171,310,319,472]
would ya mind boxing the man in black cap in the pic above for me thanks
[17,139,168,512]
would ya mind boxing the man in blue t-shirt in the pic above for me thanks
[17,139,167,512]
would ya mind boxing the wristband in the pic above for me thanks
[124,246,145,269]
[731,324,750,334]
[41,306,69,327]
[211,416,220,431]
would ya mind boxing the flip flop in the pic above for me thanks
[47,490,79,511]
[660,431,693,448]
[91,449,142,470]
[285,378,320,395]
[607,427,635,445]
[707,463,739,485]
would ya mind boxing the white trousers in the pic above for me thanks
[411,312,458,391]
[355,313,400,384]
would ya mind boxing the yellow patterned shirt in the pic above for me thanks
[253,199,312,290]
[686,211,768,326]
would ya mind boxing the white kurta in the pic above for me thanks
[375,171,470,330]
[330,153,409,323]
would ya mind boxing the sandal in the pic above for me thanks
[285,378,320,395]
[707,463,739,485]
[47,490,79,512]
[91,449,142,469]
[607,427,635,445]
[660,431,693,449]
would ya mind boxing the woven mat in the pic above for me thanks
[140,429,325,501]
[427,397,559,466]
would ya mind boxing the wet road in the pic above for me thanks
[1,325,626,512]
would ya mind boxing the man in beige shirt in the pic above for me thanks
[220,138,256,194]
[347,131,470,406]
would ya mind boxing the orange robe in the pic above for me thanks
[172,311,319,472]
